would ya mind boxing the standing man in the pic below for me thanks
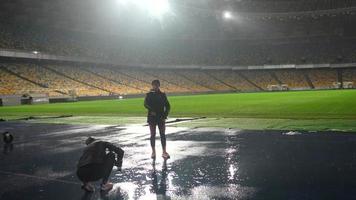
[144,80,171,159]
[77,137,124,192]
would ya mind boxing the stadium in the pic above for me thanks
[1,0,356,199]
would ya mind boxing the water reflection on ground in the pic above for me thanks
[1,123,356,199]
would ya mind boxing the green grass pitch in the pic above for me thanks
[1,89,356,131]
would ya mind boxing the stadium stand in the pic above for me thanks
[274,69,310,90]
[206,70,258,92]
[239,70,279,91]
[308,69,338,89]
[0,65,53,95]
[1,63,352,97]
[343,68,356,82]
[1,22,356,66]
[177,70,231,91]
[5,64,109,97]
[45,65,121,95]
[117,68,185,93]
[85,66,146,94]
[142,69,203,93]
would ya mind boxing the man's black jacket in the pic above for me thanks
[77,141,124,168]
[144,89,170,119]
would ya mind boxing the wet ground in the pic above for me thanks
[1,122,356,200]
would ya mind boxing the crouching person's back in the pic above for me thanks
[77,137,124,192]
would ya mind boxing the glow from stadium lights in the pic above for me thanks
[147,0,170,18]
[117,0,127,5]
[116,0,171,18]
[223,11,233,20]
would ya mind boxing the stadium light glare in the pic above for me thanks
[116,0,171,18]
[147,0,170,18]
[223,11,233,20]
[117,0,127,5]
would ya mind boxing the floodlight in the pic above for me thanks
[223,11,233,19]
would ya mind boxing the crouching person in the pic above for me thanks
[77,137,124,192]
